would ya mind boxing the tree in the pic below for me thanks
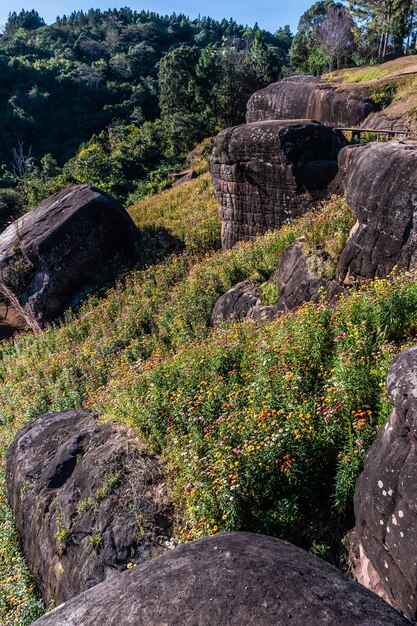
[4,10,44,36]
[348,0,417,60]
[317,5,354,70]
[289,1,348,73]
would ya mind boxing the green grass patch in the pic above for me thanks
[339,68,390,83]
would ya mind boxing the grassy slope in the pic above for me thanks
[327,56,417,129]
[1,170,417,623]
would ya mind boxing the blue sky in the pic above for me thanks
[0,1,312,34]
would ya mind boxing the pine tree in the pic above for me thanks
[348,0,416,60]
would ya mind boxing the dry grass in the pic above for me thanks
[129,172,221,253]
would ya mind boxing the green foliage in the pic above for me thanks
[0,472,44,625]
[0,189,26,232]
[348,0,416,62]
[289,1,351,74]
[0,8,291,179]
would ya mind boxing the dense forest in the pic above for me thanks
[0,7,291,212]
[0,0,417,223]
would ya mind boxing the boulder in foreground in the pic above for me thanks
[31,532,411,625]
[7,409,172,607]
[350,345,417,621]
[0,184,139,332]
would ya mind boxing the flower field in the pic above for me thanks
[1,177,417,624]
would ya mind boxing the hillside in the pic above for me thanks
[2,156,417,622]
[3,4,417,620]
[329,56,417,132]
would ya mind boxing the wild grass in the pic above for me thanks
[129,172,221,254]
[1,186,416,624]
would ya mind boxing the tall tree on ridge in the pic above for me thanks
[348,0,417,60]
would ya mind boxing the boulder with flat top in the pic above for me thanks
[210,120,347,250]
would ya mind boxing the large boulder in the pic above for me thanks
[31,532,411,626]
[350,345,417,621]
[336,141,417,284]
[6,409,172,607]
[0,185,139,332]
[247,77,376,127]
[210,120,347,249]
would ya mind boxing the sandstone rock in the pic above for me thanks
[31,532,411,626]
[6,409,171,607]
[247,78,376,127]
[211,281,276,325]
[351,345,417,621]
[336,141,417,283]
[210,120,347,250]
[276,240,329,311]
[169,168,198,187]
[364,113,411,134]
[0,300,26,340]
[0,185,139,332]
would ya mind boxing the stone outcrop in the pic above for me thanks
[0,185,139,332]
[364,113,411,134]
[247,77,376,127]
[276,240,330,311]
[211,281,276,325]
[0,300,26,340]
[336,141,417,284]
[6,409,171,607]
[168,168,197,187]
[210,120,347,249]
[31,532,411,626]
[350,345,417,622]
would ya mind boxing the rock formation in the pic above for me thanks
[211,281,275,325]
[169,168,197,187]
[210,120,347,249]
[246,77,376,127]
[0,185,139,332]
[276,240,330,311]
[31,532,411,626]
[365,112,410,134]
[350,344,417,622]
[0,300,26,340]
[6,409,171,606]
[336,141,417,284]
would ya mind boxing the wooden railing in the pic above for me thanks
[337,127,415,142]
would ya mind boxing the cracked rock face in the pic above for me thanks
[31,532,411,626]
[336,141,417,284]
[0,185,139,332]
[6,409,172,606]
[210,120,347,250]
[246,78,375,127]
[351,345,417,621]
[276,240,330,311]
[211,281,276,325]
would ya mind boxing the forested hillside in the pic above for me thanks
[0,8,291,208]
